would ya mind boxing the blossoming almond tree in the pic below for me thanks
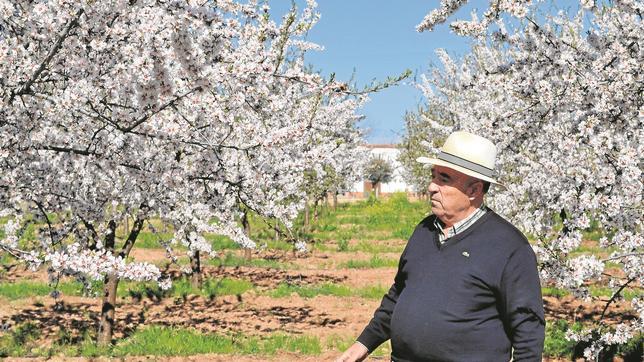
[413,0,642,358]
[0,0,367,344]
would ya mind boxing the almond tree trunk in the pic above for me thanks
[97,215,145,346]
[333,191,338,211]
[241,209,252,260]
[98,273,120,346]
[313,198,319,222]
[190,250,202,289]
[274,221,280,241]
[97,220,117,346]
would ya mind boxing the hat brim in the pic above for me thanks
[417,156,505,188]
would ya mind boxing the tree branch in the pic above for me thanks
[122,87,202,133]
[9,9,84,103]
[599,277,636,321]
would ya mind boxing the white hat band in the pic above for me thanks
[437,152,495,178]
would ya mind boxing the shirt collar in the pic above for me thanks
[434,204,487,243]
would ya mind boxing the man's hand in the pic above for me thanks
[335,342,369,362]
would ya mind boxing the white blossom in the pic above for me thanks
[0,1,367,288]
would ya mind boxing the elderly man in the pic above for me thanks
[337,131,545,361]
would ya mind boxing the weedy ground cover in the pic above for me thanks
[112,326,322,357]
[339,255,399,269]
[267,282,388,299]
[0,323,396,359]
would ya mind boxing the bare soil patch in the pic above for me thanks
[165,265,349,289]
[543,295,636,326]
[129,248,170,263]
[0,263,49,283]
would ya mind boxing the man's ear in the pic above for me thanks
[467,181,482,199]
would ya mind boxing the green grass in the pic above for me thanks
[296,193,429,244]
[205,234,240,250]
[113,326,235,356]
[589,286,642,301]
[355,285,389,299]
[324,334,355,353]
[543,319,582,358]
[269,283,352,298]
[348,240,404,253]
[325,334,392,357]
[112,326,321,357]
[0,278,130,300]
[0,277,254,302]
[118,231,174,249]
[268,282,388,300]
[341,255,399,269]
[0,281,95,300]
[336,238,350,252]
[541,286,570,298]
[0,322,41,357]
[1,324,322,358]
[172,277,253,298]
[121,276,254,301]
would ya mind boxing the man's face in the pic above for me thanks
[428,165,479,225]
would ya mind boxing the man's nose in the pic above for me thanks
[428,181,438,193]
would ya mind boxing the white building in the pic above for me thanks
[349,144,414,197]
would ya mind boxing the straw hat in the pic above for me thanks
[416,131,502,185]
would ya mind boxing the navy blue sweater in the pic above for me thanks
[357,211,545,361]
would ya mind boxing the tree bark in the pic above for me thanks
[333,191,338,211]
[274,222,279,241]
[241,209,252,260]
[97,220,117,346]
[97,215,145,346]
[98,273,119,346]
[190,250,202,289]
[313,198,319,222]
[241,209,251,236]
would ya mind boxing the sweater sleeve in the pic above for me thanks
[356,248,407,352]
[500,242,546,361]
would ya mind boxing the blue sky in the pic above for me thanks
[269,1,479,144]
[268,1,585,144]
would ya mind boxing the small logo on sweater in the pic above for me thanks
[462,251,470,258]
